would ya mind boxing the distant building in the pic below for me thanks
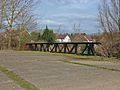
[56,34,71,42]
[56,33,95,43]
[71,33,95,42]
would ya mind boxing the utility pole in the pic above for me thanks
[73,23,81,33]
[57,24,62,34]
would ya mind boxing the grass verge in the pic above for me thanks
[60,60,120,73]
[0,66,39,90]
[18,51,119,62]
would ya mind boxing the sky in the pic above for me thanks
[33,0,100,34]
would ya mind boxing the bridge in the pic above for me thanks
[26,42,101,56]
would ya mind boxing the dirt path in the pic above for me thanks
[0,51,120,90]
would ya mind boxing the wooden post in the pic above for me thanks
[54,44,58,52]
[40,43,43,51]
[87,44,91,55]
[46,44,50,52]
[87,43,95,56]
[74,44,78,54]
[63,44,67,53]
[34,44,38,51]
[29,44,33,51]
[43,44,47,52]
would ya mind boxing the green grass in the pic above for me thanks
[60,60,120,72]
[18,51,119,62]
[0,66,39,90]
[18,51,93,57]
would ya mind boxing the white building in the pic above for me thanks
[56,34,71,42]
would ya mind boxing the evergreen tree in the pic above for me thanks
[42,26,56,43]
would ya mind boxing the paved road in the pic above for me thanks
[0,51,120,90]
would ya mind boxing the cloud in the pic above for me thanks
[40,0,96,6]
[55,0,89,4]
[41,19,56,24]
[35,0,100,34]
[38,19,62,26]
[41,13,97,26]
[50,13,96,20]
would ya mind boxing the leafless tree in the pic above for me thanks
[99,0,120,57]
[0,0,4,30]
[0,0,37,49]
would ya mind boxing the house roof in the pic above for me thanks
[56,34,68,39]
[56,33,94,42]
[71,33,93,42]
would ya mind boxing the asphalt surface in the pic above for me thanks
[0,51,120,90]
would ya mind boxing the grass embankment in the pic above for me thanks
[60,60,120,72]
[18,51,119,61]
[0,66,39,90]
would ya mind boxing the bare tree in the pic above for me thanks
[99,0,120,57]
[17,10,37,31]
[0,0,4,30]
[0,0,36,49]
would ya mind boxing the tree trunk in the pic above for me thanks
[8,30,12,49]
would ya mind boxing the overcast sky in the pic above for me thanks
[34,0,100,34]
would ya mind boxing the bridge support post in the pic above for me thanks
[40,44,43,51]
[81,43,95,56]
[74,44,78,54]
[63,44,67,53]
[29,44,33,51]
